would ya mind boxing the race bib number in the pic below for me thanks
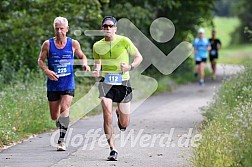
[210,50,217,55]
[104,73,122,85]
[54,64,71,77]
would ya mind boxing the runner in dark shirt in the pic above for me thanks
[209,30,221,80]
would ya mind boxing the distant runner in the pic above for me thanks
[193,28,211,86]
[209,30,222,80]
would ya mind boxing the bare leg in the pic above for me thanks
[211,61,217,77]
[49,95,72,122]
[117,102,130,128]
[101,97,116,150]
[195,64,200,76]
[211,62,214,73]
[60,95,73,117]
[49,100,61,120]
[50,95,73,146]
[199,62,205,80]
[58,95,72,141]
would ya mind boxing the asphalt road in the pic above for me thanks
[0,64,243,167]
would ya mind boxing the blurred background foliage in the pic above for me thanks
[0,0,251,91]
[0,0,216,86]
[1,0,251,87]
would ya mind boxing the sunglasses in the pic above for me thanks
[102,24,115,28]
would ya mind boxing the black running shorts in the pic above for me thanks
[47,90,74,101]
[209,55,218,62]
[195,58,207,65]
[98,79,132,103]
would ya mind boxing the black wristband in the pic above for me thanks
[130,64,134,71]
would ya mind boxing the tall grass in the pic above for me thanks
[191,62,252,166]
[0,71,95,147]
[0,71,53,147]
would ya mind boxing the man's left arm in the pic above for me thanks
[121,49,143,73]
[130,49,143,70]
[72,40,90,71]
[121,38,143,73]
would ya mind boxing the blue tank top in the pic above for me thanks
[47,37,75,91]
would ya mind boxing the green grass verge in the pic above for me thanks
[0,71,96,148]
[218,44,252,64]
[191,16,252,166]
[0,72,53,146]
[191,62,252,166]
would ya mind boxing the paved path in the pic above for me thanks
[0,64,243,167]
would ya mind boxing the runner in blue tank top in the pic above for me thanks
[193,28,211,86]
[38,16,90,151]
[47,37,75,91]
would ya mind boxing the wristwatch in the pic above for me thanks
[130,64,134,71]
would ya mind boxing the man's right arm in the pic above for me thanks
[192,39,197,54]
[93,46,101,78]
[38,40,59,81]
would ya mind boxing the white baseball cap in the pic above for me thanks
[198,28,205,34]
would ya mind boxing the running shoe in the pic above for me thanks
[107,150,118,161]
[57,142,66,151]
[212,74,216,80]
[116,108,126,131]
[199,79,205,86]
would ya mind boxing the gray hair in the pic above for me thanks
[53,16,68,28]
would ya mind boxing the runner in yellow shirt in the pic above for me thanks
[93,16,143,161]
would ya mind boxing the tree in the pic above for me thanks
[101,0,216,47]
[0,0,102,83]
[235,0,252,43]
[213,0,237,17]
[0,0,218,84]
[100,0,216,79]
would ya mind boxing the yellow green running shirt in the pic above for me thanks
[93,35,137,81]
